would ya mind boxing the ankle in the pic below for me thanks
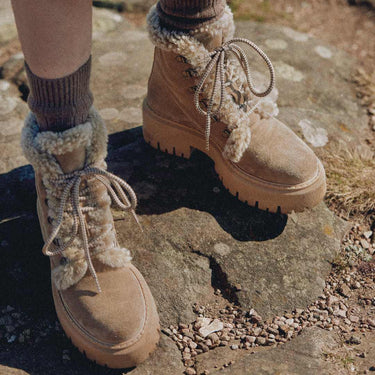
[156,0,226,31]
[25,56,93,132]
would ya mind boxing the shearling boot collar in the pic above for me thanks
[21,108,107,177]
[147,5,235,73]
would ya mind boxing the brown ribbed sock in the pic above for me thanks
[25,56,94,132]
[157,0,226,30]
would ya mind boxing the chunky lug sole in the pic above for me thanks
[142,100,326,214]
[37,200,160,369]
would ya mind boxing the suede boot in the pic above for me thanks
[21,107,160,368]
[143,5,326,213]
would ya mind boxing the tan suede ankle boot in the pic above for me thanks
[143,6,326,213]
[21,107,160,368]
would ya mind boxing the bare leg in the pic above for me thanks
[11,0,93,131]
[11,0,92,78]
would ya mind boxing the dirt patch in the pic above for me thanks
[230,0,375,72]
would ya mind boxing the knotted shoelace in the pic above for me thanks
[43,166,141,292]
[194,38,275,150]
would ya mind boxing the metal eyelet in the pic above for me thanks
[199,99,208,109]
[182,68,198,79]
[212,115,219,123]
[222,128,231,138]
[175,55,188,63]
[189,69,198,77]
[189,86,197,94]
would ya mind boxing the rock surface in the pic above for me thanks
[0,0,17,46]
[0,3,368,375]
[112,133,347,323]
[196,326,340,374]
[129,335,185,375]
[235,22,369,149]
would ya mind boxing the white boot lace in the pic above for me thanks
[194,38,275,150]
[43,166,140,292]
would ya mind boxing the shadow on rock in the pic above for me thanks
[108,127,287,242]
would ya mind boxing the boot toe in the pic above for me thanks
[237,117,322,186]
[54,263,160,368]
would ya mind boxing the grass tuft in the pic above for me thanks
[354,68,375,111]
[323,142,375,218]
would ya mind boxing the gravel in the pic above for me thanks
[160,223,375,371]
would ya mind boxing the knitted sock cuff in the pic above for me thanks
[25,56,94,132]
[156,0,226,30]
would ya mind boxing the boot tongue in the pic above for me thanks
[55,148,87,174]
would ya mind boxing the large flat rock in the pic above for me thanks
[196,326,341,375]
[110,132,347,323]
[129,335,185,375]
[235,22,369,149]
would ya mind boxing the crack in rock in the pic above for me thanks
[191,249,239,305]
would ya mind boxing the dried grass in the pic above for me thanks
[323,143,375,218]
[354,68,375,116]
[323,68,375,219]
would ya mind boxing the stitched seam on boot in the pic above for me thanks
[58,267,148,349]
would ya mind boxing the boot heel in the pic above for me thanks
[142,100,192,159]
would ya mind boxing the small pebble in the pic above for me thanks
[162,328,173,336]
[363,231,372,239]
[339,284,351,298]
[185,368,196,375]
[198,319,223,338]
[348,335,362,345]
[256,337,266,345]
[189,341,197,349]
[245,336,256,343]
[360,239,370,249]
[197,343,209,352]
